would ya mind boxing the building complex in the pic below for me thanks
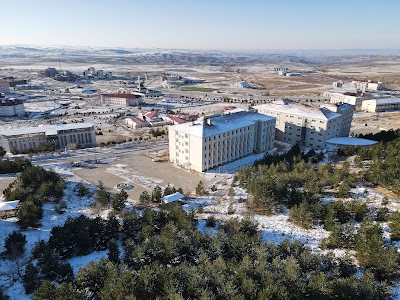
[0,123,96,154]
[361,98,400,112]
[254,100,354,150]
[100,93,143,106]
[0,96,25,117]
[169,110,276,172]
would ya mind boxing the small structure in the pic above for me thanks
[162,192,185,204]
[325,137,378,152]
[232,81,250,89]
[0,200,20,219]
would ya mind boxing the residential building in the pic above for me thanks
[124,116,149,129]
[0,123,96,154]
[100,93,143,106]
[361,98,400,112]
[83,67,112,79]
[353,80,384,91]
[0,77,27,87]
[44,67,57,78]
[323,90,376,111]
[169,110,276,172]
[0,97,25,117]
[254,100,354,150]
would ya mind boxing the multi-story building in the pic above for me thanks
[0,97,25,117]
[323,90,376,111]
[0,123,96,154]
[353,80,384,91]
[361,98,400,112]
[254,100,354,150]
[169,110,276,172]
[100,93,143,106]
[0,77,27,88]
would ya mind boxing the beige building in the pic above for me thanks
[169,110,276,172]
[323,90,375,111]
[0,123,96,154]
[361,98,400,112]
[254,100,354,150]
[100,93,143,106]
[353,80,384,91]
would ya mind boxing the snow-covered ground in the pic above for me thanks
[0,164,98,299]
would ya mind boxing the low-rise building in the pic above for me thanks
[0,97,25,117]
[323,90,377,111]
[353,80,384,91]
[169,110,276,172]
[0,123,96,154]
[232,81,250,88]
[0,77,27,87]
[254,100,354,150]
[361,98,400,112]
[100,93,143,106]
[124,116,149,129]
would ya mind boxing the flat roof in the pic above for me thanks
[254,103,341,121]
[326,137,378,146]
[100,93,141,99]
[170,111,275,138]
[365,98,400,105]
[0,122,94,137]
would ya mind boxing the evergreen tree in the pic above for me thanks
[95,181,110,207]
[111,190,128,211]
[33,281,56,300]
[151,185,162,203]
[196,181,205,196]
[23,263,40,294]
[108,239,120,264]
[139,191,151,205]
[17,200,43,228]
[3,231,27,258]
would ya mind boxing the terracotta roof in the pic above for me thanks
[126,116,145,125]
[167,116,185,124]
[101,93,141,99]
[144,110,159,119]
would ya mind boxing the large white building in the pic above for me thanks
[169,110,276,172]
[0,123,96,154]
[0,97,25,117]
[323,90,376,111]
[361,98,400,112]
[254,100,354,150]
[100,93,143,106]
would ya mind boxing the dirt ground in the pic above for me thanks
[72,147,203,202]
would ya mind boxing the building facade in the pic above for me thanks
[169,111,276,172]
[0,123,96,154]
[0,98,25,117]
[254,100,354,150]
[361,98,400,112]
[100,93,143,106]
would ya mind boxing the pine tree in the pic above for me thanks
[151,185,162,203]
[196,181,205,196]
[139,191,151,205]
[33,281,56,300]
[95,181,110,207]
[3,231,27,258]
[108,239,120,264]
[23,263,40,294]
[112,190,128,211]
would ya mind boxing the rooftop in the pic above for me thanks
[254,102,341,121]
[326,137,378,146]
[0,122,94,137]
[100,93,141,99]
[170,110,275,138]
[0,200,20,212]
[367,98,400,105]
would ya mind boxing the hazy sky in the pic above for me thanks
[1,0,400,50]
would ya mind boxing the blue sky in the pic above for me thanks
[1,0,399,49]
